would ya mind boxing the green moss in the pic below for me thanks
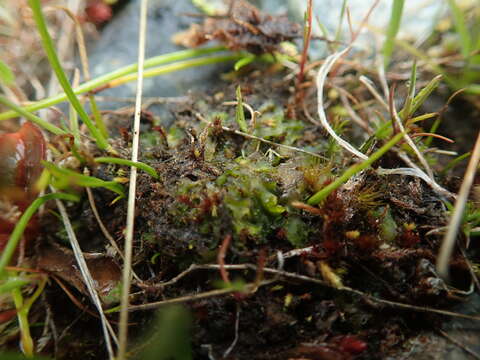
[285,216,308,247]
[221,156,285,238]
[373,206,398,243]
[253,104,304,145]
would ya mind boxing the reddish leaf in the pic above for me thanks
[0,122,46,195]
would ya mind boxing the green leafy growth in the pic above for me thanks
[95,157,159,179]
[285,216,309,247]
[28,0,110,151]
[219,157,285,238]
[383,0,405,68]
[0,193,79,275]
[0,59,14,85]
[374,206,398,243]
[398,75,442,119]
[253,104,304,146]
[43,162,125,198]
[138,305,192,360]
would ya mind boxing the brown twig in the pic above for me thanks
[126,263,480,323]
[126,281,274,312]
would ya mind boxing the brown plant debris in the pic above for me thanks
[173,0,300,54]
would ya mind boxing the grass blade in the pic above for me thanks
[401,60,416,120]
[447,0,472,59]
[383,0,405,69]
[0,59,14,85]
[28,0,109,150]
[0,96,66,135]
[95,157,159,179]
[43,162,125,197]
[398,75,442,119]
[0,47,227,122]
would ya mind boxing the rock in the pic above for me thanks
[88,0,232,113]
[88,0,445,109]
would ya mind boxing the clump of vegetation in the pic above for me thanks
[0,0,480,359]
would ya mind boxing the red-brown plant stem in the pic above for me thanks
[296,0,313,92]
[218,234,232,284]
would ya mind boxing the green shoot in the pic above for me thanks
[447,0,472,59]
[334,0,348,47]
[192,0,218,15]
[89,95,108,138]
[382,0,405,68]
[0,47,226,122]
[397,75,442,119]
[57,5,109,140]
[406,112,437,126]
[401,60,416,120]
[11,276,47,357]
[0,278,30,294]
[0,96,66,135]
[0,193,79,275]
[234,54,256,71]
[440,152,471,176]
[95,157,159,179]
[308,132,405,205]
[0,59,14,85]
[42,162,125,197]
[28,0,110,151]
[235,86,248,132]
[68,93,81,144]
[106,54,242,89]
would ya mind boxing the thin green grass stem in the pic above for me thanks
[308,132,405,205]
[108,54,242,88]
[0,278,30,294]
[95,157,159,179]
[0,96,66,135]
[69,98,81,144]
[383,0,405,68]
[11,287,34,356]
[0,46,226,122]
[11,276,47,357]
[447,0,472,58]
[28,0,109,150]
[88,94,108,139]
